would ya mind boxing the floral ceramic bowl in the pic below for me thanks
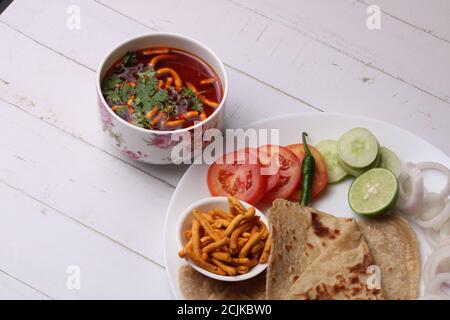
[96,33,228,164]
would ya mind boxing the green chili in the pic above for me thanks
[300,132,315,206]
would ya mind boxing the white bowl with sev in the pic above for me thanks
[176,196,269,282]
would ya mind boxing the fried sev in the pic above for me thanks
[239,227,264,258]
[179,197,270,276]
[191,219,201,257]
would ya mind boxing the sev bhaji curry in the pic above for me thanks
[101,47,222,131]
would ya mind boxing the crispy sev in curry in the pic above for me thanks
[102,47,222,131]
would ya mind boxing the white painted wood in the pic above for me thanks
[0,17,186,188]
[231,0,450,103]
[0,0,316,169]
[2,0,448,152]
[86,0,449,154]
[0,179,173,299]
[0,96,171,265]
[361,0,450,43]
[0,271,50,300]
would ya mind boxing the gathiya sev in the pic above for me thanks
[178,197,270,276]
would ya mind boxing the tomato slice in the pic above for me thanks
[257,148,281,192]
[266,171,281,192]
[257,145,301,203]
[207,149,267,205]
[286,144,328,200]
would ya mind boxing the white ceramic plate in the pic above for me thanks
[164,112,450,299]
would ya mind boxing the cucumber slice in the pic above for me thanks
[315,140,348,183]
[348,168,398,216]
[379,146,401,174]
[337,128,379,168]
[337,151,381,177]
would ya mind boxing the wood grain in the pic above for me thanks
[92,0,450,154]
[232,0,450,102]
[360,0,450,43]
[0,271,50,300]
[0,170,173,299]
[0,97,171,265]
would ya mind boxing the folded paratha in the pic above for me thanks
[267,199,384,300]
[179,265,266,300]
[357,214,420,300]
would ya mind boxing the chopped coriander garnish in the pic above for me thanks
[119,81,134,102]
[101,50,219,131]
[102,74,121,91]
[191,102,203,112]
[181,87,204,112]
[122,51,138,67]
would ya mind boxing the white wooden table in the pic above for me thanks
[0,0,449,299]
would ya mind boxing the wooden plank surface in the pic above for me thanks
[92,0,450,154]
[361,0,450,43]
[0,271,50,300]
[0,95,171,265]
[232,0,450,102]
[2,0,449,155]
[0,0,449,299]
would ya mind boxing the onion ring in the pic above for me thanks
[415,197,450,230]
[424,272,450,298]
[416,162,450,200]
[440,219,450,241]
[396,163,424,214]
[423,243,450,285]
[425,228,440,247]
[397,161,450,299]
[437,238,450,249]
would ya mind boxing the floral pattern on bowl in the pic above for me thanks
[98,100,124,148]
[143,134,179,150]
[123,148,148,161]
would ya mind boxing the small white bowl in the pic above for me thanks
[176,196,268,282]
